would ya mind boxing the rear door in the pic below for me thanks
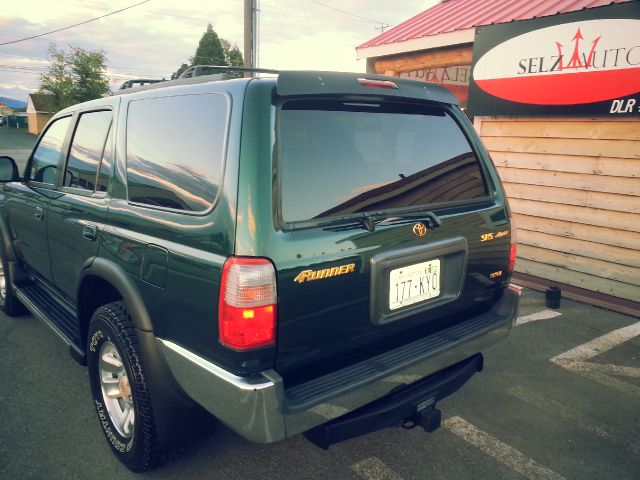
[47,108,114,301]
[272,98,512,382]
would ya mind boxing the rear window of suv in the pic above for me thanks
[277,100,489,224]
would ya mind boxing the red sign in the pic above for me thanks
[474,19,640,105]
[468,2,640,116]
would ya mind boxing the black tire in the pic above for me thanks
[87,301,163,472]
[0,253,26,316]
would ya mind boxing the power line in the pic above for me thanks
[0,52,170,76]
[0,64,47,72]
[0,0,153,46]
[0,62,165,81]
[0,53,48,62]
[307,0,389,28]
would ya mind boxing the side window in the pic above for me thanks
[126,94,227,212]
[64,110,112,191]
[29,116,72,184]
[96,125,113,193]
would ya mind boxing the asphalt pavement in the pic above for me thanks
[0,126,37,170]
[1,288,638,480]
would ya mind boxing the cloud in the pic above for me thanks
[0,83,32,91]
[0,0,434,101]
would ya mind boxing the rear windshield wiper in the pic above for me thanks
[358,210,442,232]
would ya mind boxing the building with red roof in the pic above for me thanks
[357,0,631,106]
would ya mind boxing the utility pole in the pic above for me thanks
[244,0,258,77]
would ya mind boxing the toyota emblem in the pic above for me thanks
[412,223,427,237]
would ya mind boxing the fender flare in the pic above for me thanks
[78,257,154,332]
[0,215,17,261]
[0,214,30,287]
[79,257,214,448]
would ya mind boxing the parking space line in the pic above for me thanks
[508,386,640,455]
[565,361,640,378]
[551,321,640,397]
[310,403,349,419]
[515,310,562,327]
[384,374,422,384]
[352,457,403,480]
[551,321,640,363]
[443,416,566,480]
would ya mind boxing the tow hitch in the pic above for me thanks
[401,406,442,433]
[304,354,482,449]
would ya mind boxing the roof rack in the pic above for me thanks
[178,65,279,79]
[117,79,165,90]
[110,66,279,96]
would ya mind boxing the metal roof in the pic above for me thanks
[358,0,632,50]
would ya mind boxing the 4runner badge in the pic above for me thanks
[294,263,356,283]
[412,223,427,237]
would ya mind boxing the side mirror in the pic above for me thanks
[0,156,20,182]
[34,165,57,184]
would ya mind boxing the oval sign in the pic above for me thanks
[473,19,640,105]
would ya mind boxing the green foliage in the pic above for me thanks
[171,63,189,80]
[191,24,225,66]
[172,24,244,79]
[221,39,245,78]
[38,44,110,112]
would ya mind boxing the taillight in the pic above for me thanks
[508,215,517,274]
[219,257,277,350]
[357,78,398,89]
[508,243,517,273]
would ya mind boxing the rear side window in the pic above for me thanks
[64,110,112,191]
[29,116,72,184]
[126,94,227,212]
[277,100,488,224]
[96,126,113,193]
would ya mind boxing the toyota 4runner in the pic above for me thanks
[0,71,519,471]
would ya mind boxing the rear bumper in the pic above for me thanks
[158,286,519,443]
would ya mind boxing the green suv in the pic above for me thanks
[0,71,519,471]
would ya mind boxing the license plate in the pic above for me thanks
[389,259,441,310]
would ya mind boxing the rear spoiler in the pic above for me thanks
[276,71,458,105]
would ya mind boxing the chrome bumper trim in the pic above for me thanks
[158,339,286,443]
[158,289,519,443]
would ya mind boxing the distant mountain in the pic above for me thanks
[0,97,28,109]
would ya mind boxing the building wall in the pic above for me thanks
[28,113,50,135]
[474,115,640,302]
[372,45,473,75]
[370,45,473,106]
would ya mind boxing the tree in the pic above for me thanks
[191,23,225,66]
[171,24,244,79]
[221,39,244,78]
[38,44,110,113]
[171,63,189,80]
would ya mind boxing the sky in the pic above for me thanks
[0,0,436,103]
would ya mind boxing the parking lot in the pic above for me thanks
[0,127,37,170]
[0,287,638,479]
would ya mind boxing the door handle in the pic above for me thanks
[82,224,98,241]
[34,206,44,221]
